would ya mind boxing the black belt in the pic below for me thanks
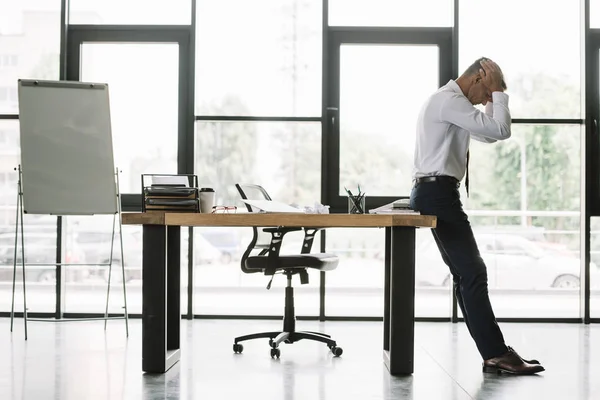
[414,175,460,186]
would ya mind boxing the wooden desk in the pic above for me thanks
[122,212,436,375]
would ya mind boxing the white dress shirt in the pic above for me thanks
[412,79,511,181]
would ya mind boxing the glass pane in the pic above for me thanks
[196,0,322,117]
[193,227,319,316]
[193,121,321,315]
[0,121,57,313]
[459,0,580,119]
[80,43,179,194]
[339,44,439,196]
[592,0,600,28]
[0,0,61,113]
[592,217,600,317]
[64,217,189,314]
[195,121,321,207]
[325,227,451,318]
[69,0,191,25]
[465,125,582,318]
[329,0,452,27]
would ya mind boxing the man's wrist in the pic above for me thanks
[490,86,504,93]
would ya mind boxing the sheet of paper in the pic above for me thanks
[241,199,305,213]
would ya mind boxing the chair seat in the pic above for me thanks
[245,253,339,272]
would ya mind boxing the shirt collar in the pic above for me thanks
[446,79,463,95]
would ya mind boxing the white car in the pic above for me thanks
[416,233,599,290]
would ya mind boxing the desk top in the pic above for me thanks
[121,212,436,228]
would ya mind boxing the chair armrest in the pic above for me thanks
[262,227,324,275]
[300,227,323,254]
[262,227,300,275]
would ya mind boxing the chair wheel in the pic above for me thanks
[233,343,243,353]
[331,346,343,357]
[270,348,281,359]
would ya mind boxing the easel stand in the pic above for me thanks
[10,166,129,339]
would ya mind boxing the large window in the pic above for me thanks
[1,0,596,321]
[196,0,322,117]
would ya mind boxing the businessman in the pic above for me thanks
[409,58,544,375]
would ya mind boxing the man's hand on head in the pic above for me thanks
[479,59,505,93]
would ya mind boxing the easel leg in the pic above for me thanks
[104,213,117,330]
[10,181,20,332]
[19,186,27,340]
[118,212,129,337]
[115,168,129,337]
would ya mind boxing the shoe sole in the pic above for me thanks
[483,365,545,375]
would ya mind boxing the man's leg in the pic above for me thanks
[433,218,506,359]
[431,229,475,338]
[411,182,507,360]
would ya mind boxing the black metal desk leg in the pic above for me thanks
[142,225,181,373]
[383,227,391,351]
[383,226,416,375]
[166,226,181,353]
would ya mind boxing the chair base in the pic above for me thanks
[233,330,343,358]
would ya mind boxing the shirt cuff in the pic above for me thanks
[492,91,509,104]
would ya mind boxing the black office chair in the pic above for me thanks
[232,183,343,359]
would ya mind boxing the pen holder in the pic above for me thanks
[348,195,366,214]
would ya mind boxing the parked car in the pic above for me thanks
[0,232,87,282]
[416,233,599,289]
[75,229,222,282]
[198,228,242,264]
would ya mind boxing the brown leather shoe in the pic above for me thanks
[483,349,545,375]
[507,346,540,365]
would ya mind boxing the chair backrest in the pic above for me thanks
[235,183,273,273]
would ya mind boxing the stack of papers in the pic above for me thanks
[369,199,419,215]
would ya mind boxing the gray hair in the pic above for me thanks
[462,57,507,90]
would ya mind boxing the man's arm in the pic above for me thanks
[470,103,498,143]
[440,93,511,140]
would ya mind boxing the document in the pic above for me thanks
[241,199,305,213]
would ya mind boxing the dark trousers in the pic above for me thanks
[410,178,508,360]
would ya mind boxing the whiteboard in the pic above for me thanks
[18,79,118,215]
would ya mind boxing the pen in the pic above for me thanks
[348,190,364,213]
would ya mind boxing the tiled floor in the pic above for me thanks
[0,318,598,400]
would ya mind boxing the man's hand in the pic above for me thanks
[479,59,505,93]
